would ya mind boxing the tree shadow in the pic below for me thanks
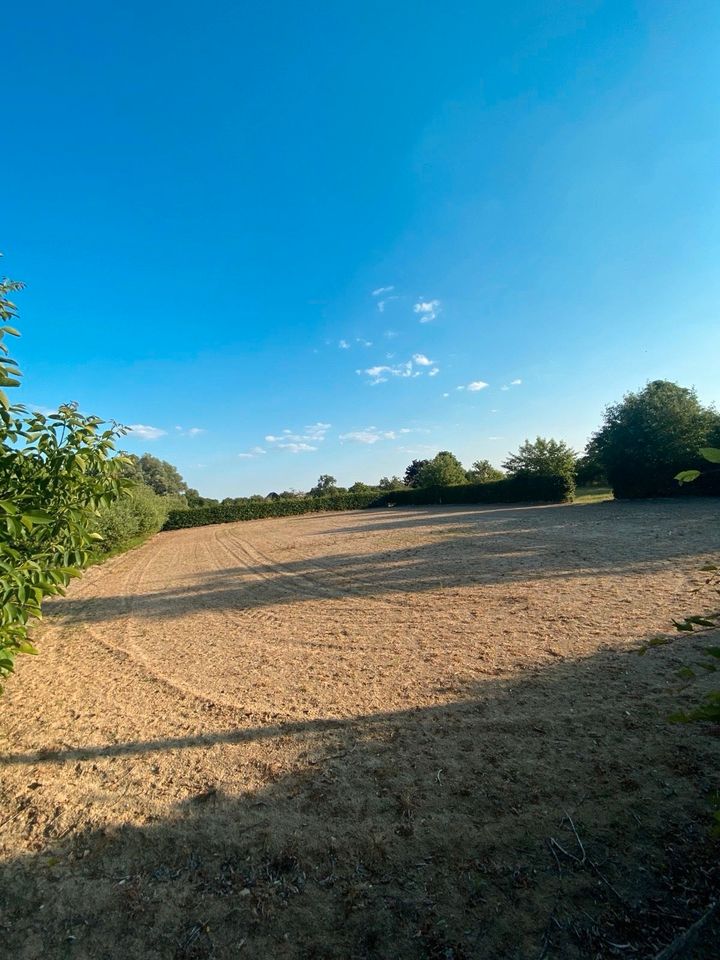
[1,629,719,959]
[46,500,720,626]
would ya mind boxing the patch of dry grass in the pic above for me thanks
[1,499,719,958]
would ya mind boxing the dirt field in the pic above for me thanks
[1,499,720,959]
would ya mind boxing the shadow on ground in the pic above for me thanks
[1,627,719,960]
[45,500,720,624]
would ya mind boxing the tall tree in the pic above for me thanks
[309,474,337,497]
[416,451,467,487]
[591,380,720,498]
[403,459,429,488]
[466,459,504,483]
[502,438,576,478]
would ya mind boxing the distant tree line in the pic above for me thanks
[127,379,720,509]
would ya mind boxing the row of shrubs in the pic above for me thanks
[373,472,574,507]
[162,473,573,531]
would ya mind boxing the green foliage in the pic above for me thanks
[0,269,129,687]
[94,484,185,554]
[377,475,405,491]
[309,474,338,497]
[348,481,373,493]
[164,492,382,529]
[186,487,219,508]
[502,437,577,479]
[592,380,720,498]
[121,452,188,496]
[466,459,504,483]
[375,473,574,506]
[403,459,430,488]
[416,451,467,487]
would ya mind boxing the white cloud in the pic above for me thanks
[510,378,522,385]
[442,392,450,398]
[384,330,398,339]
[467,380,489,392]
[356,355,441,385]
[428,367,439,377]
[174,425,205,437]
[127,424,166,441]
[372,285,394,297]
[356,337,373,347]
[265,422,330,446]
[413,299,440,323]
[339,428,397,444]
[488,436,504,440]
[339,339,350,349]
[277,442,317,453]
[500,385,509,391]
[238,446,266,459]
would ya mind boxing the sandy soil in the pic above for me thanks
[1,499,719,959]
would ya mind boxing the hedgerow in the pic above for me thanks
[163,491,382,529]
[373,473,574,507]
[163,474,573,531]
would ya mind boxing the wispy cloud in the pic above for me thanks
[175,425,205,437]
[356,337,373,347]
[456,380,489,392]
[338,428,397,444]
[412,353,435,366]
[277,442,317,453]
[371,286,398,313]
[413,299,440,323]
[501,378,523,391]
[127,424,166,441]
[338,339,350,349]
[238,446,266,459]
[356,355,439,385]
[265,422,331,450]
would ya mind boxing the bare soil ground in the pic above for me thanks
[1,499,720,960]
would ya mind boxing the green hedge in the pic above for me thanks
[162,475,572,531]
[163,492,381,530]
[374,473,574,507]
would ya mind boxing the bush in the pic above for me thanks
[374,473,574,507]
[163,491,382,530]
[94,484,186,553]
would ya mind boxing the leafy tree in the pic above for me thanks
[309,474,337,497]
[377,475,405,491]
[403,459,429,488]
[591,380,720,498]
[348,481,373,493]
[0,270,129,688]
[575,443,607,486]
[185,488,218,508]
[502,437,577,479]
[122,452,188,496]
[466,459,504,483]
[416,451,467,487]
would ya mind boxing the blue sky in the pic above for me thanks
[5,1,720,497]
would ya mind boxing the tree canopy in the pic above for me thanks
[590,380,720,498]
[466,459,504,483]
[502,437,576,478]
[403,459,430,488]
[416,451,467,487]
